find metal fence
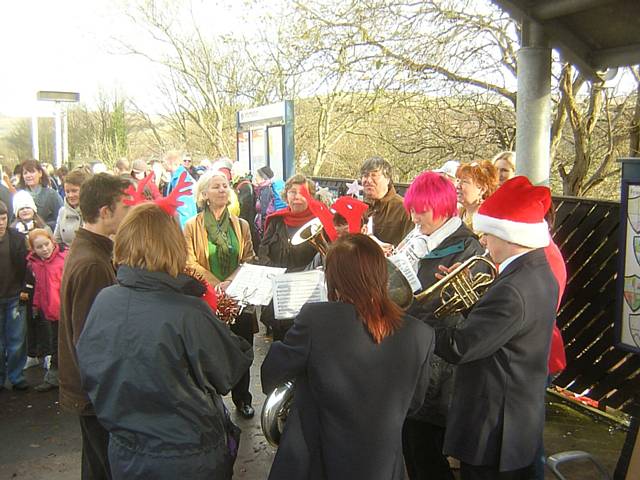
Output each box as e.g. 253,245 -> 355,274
313,177 -> 638,414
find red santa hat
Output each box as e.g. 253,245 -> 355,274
331,196 -> 369,234
473,176 -> 551,248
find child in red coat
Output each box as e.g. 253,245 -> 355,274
22,229 -> 66,391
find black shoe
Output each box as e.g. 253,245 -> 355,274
12,381 -> 29,391
238,403 -> 255,419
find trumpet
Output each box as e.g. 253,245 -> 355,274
415,255 -> 497,318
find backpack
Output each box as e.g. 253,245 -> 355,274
255,182 -> 277,237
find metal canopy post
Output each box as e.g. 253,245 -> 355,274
515,21 -> 552,186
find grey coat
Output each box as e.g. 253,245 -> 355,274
77,266 -> 253,480
27,186 -> 63,232
262,302 -> 434,480
54,199 -> 82,247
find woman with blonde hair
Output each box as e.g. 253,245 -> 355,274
492,151 -> 516,185
456,161 -> 499,232
77,203 -> 252,480
185,170 -> 257,418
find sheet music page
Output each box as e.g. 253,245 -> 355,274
388,251 -> 422,292
226,264 -> 287,306
272,270 -> 328,319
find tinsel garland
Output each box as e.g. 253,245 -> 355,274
215,291 -> 240,326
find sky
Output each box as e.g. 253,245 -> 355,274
1,0 -> 635,118
0,0 -> 254,117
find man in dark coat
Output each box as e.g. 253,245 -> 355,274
58,174 -> 131,480
360,156 -> 413,246
434,176 -> 558,480
0,200 -> 28,391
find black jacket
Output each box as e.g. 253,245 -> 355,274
435,249 -> 558,471
258,216 -> 317,272
2,228 -> 27,297
406,223 -> 485,427
77,266 -> 253,480
262,302 -> 434,480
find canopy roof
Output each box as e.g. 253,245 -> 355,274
492,0 -> 640,79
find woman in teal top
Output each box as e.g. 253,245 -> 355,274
185,170 -> 257,418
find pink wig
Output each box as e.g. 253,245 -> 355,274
404,171 -> 457,220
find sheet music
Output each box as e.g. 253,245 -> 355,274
226,264 -> 287,306
388,251 -> 422,292
272,270 -> 328,319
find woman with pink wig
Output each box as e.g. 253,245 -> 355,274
398,171 -> 486,480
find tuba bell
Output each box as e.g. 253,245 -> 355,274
261,380 -> 295,446
290,217 -> 329,256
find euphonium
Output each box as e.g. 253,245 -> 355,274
415,255 -> 497,318
261,380 -> 295,446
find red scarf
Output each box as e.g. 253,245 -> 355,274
264,207 -> 315,231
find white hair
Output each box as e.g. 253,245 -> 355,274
195,170 -> 229,209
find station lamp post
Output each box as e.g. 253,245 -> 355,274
36,90 -> 80,168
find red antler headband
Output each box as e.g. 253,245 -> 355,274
123,171 -> 193,216
299,184 -> 338,241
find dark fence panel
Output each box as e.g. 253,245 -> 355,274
313,177 -> 638,414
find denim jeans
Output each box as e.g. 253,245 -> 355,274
0,296 -> 26,386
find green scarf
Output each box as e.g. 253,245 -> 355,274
204,208 -> 233,278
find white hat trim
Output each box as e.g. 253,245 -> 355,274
473,212 -> 550,248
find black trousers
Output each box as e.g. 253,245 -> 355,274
26,306 -> 53,358
402,419 -> 455,480
460,462 -> 535,480
230,311 -> 254,407
79,415 -> 111,480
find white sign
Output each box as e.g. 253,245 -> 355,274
238,101 -> 286,125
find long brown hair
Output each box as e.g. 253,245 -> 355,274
325,234 -> 403,343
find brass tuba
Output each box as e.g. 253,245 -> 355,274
414,255 -> 497,318
261,380 -> 295,446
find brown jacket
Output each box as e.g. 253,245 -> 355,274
366,185 -> 413,246
58,228 -> 116,415
184,211 -> 256,286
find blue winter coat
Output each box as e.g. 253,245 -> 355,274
77,266 -> 253,480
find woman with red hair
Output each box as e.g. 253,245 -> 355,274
261,234 -> 434,480
456,161 -> 499,233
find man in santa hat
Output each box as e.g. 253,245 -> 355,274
434,176 -> 558,480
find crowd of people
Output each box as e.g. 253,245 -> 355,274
0,149 -> 570,480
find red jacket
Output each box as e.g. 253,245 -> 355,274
27,245 -> 67,322
544,241 -> 567,374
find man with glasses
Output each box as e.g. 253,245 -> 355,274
360,156 -> 413,246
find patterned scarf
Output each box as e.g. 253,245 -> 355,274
204,208 -> 233,278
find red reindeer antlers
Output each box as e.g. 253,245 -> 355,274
123,171 -> 193,217
157,171 -> 193,216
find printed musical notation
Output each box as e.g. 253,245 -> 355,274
388,251 -> 422,292
272,270 -> 328,319
226,264 -> 287,306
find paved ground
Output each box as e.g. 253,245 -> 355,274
0,328 -> 629,479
